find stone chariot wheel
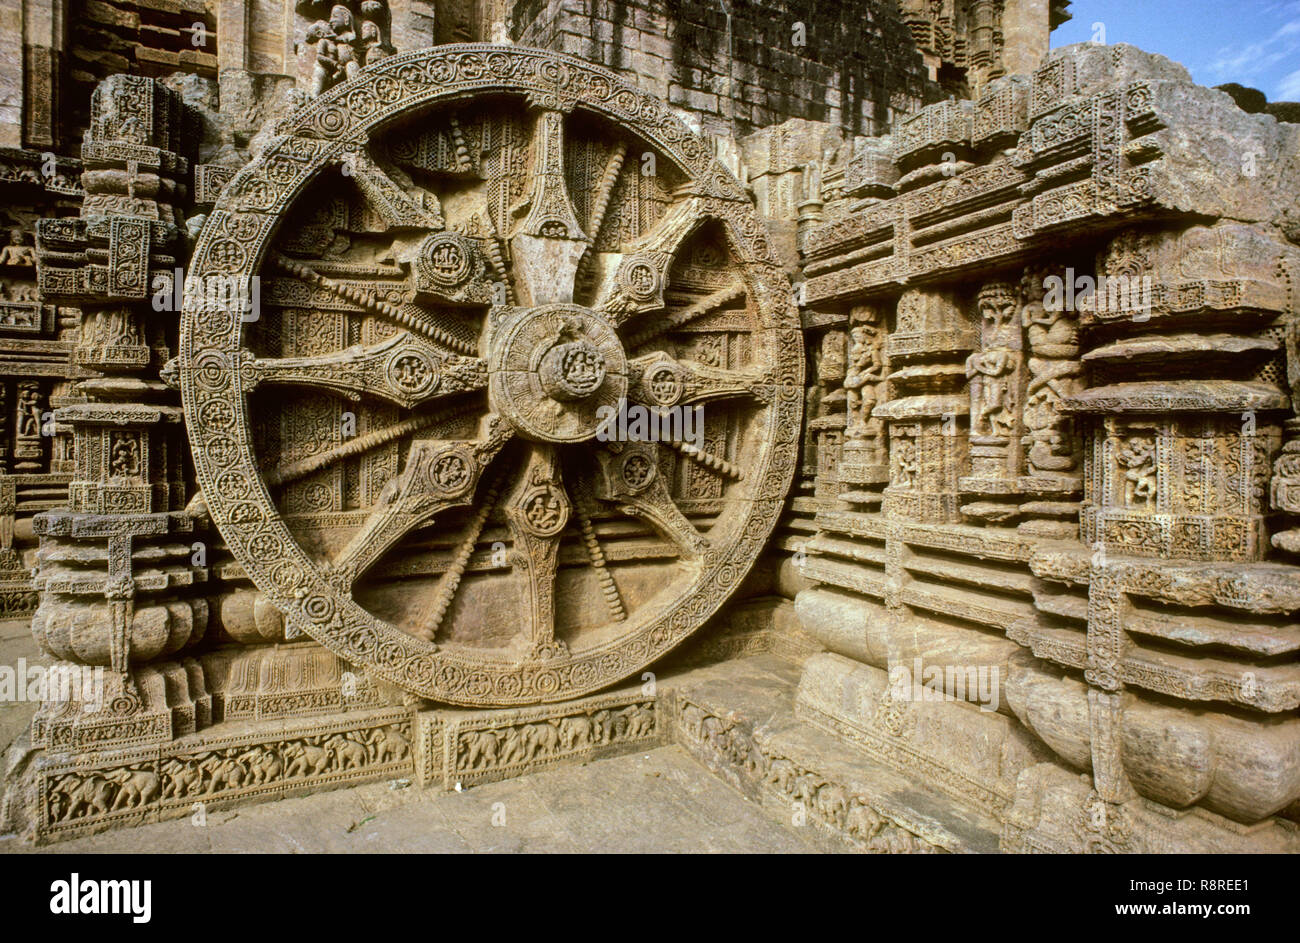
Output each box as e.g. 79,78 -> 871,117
181,44 -> 803,706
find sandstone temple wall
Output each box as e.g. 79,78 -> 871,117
791,42 -> 1300,851
1,0 -> 1299,854
510,0 -> 937,137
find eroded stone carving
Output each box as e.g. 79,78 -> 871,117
5,3 -> 1300,857
796,39 -> 1300,854
303,2 -> 395,97
180,45 -> 803,707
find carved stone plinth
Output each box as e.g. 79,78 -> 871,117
414,685 -> 663,790
3,703 -> 415,843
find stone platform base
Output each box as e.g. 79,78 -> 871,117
8,620 -> 1292,850
670,653 -> 997,852
2,706 -> 417,844
1,597 -> 815,845
2,686 -> 671,845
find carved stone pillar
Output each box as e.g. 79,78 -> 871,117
838,304 -> 890,497
878,288 -> 973,525
31,74 -> 207,749
1272,256 -> 1300,554
809,328 -> 847,502
959,280 -> 1025,524
1016,264 -> 1083,539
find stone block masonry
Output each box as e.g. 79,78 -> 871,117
512,0 -> 940,136
8,0 -> 1300,857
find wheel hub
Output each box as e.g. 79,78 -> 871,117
488,304 -> 627,443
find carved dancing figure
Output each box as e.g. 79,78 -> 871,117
1116,435 -> 1157,506
893,438 -> 919,488
110,435 -> 140,477
966,350 -> 1016,438
843,324 -> 884,438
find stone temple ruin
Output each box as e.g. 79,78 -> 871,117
0,0 -> 1298,854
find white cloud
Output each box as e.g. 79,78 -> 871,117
1208,10 -> 1300,97
1276,67 -> 1300,100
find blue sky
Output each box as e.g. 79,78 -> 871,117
1051,0 -> 1300,101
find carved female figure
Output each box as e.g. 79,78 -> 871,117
843,324 -> 884,438
306,22 -> 342,97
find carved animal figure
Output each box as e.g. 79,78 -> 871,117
239,748 -> 283,785
107,768 -> 161,811
591,709 -> 614,744
794,773 -> 820,806
497,726 -> 526,765
610,711 -> 629,740
368,727 -> 409,763
56,775 -> 116,819
767,758 -> 797,794
524,721 -> 560,759
558,714 -> 593,750
815,784 -> 848,827
160,758 -> 203,799
326,734 -> 368,770
624,704 -> 654,738
282,742 -> 331,778
200,752 -> 247,790
459,730 -> 498,770
846,800 -> 884,842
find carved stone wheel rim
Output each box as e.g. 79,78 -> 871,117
181,44 -> 803,706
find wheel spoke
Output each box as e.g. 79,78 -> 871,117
587,141 -> 628,243
340,146 -> 445,230
595,197 -> 707,325
573,140 -> 628,297
510,109 -> 588,306
243,332 -> 486,409
415,473 -> 506,646
627,350 -> 769,408
503,443 -> 570,659
665,439 -> 744,481
325,421 -> 513,590
576,504 -> 625,621
271,253 -> 479,355
594,443 -> 707,559
265,404 -> 475,489
622,280 -> 747,349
